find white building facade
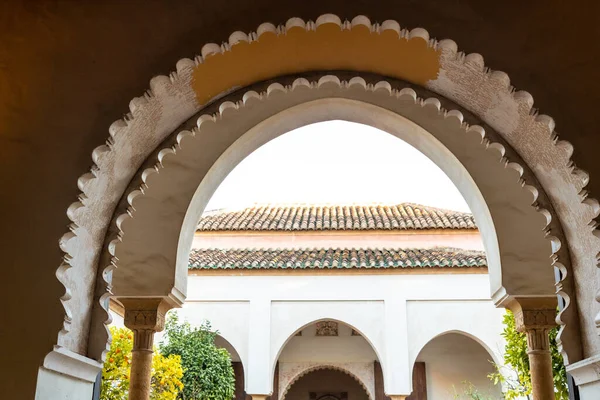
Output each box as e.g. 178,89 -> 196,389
113,203 -> 507,400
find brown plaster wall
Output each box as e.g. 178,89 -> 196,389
1,1 -> 599,398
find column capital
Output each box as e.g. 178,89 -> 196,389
506,297 -> 557,331
513,308 -> 556,332
119,298 -> 173,352
119,298 -> 172,332
506,297 -> 556,354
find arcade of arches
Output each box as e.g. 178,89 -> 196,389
106,199 -> 506,399
2,3 -> 600,400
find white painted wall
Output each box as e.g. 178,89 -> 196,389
279,331 -> 377,363
109,266 -> 505,398
169,272 -> 504,396
417,333 -> 502,399
193,230 -> 484,251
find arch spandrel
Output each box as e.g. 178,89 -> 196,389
51,15 -> 597,366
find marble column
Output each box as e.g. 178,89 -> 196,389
120,298 -> 171,400
514,307 -> 557,400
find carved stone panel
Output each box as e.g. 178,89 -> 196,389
316,321 -> 338,336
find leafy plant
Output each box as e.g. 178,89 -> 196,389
159,313 -> 235,400
488,311 -> 568,400
151,352 -> 186,400
100,326 -> 184,400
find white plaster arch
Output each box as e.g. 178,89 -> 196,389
411,329 -> 503,371
214,333 -> 243,363
270,314 -> 385,382
411,329 -> 506,398
49,15 -> 599,369
279,363 -> 374,400
212,330 -> 246,369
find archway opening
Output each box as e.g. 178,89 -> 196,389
213,335 -> 246,400
177,117 -> 512,398
414,332 -> 502,399
283,368 -> 370,400
277,320 -> 381,400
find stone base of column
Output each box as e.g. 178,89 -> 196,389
387,395 -> 408,400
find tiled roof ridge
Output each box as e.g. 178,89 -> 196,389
188,246 -> 487,270
198,203 -> 476,232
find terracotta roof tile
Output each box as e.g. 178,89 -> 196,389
197,204 -> 476,232
188,247 -> 486,270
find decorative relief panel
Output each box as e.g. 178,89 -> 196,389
316,321 -> 338,336
514,309 -> 557,331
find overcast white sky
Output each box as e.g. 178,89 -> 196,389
205,120 -> 470,213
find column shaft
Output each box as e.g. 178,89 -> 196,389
513,307 -> 557,400
128,330 -> 155,400
526,328 -> 555,400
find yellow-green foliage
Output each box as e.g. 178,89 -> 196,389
101,326 -> 184,400
151,352 -> 184,400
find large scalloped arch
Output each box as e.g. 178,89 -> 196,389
54,14 -> 599,368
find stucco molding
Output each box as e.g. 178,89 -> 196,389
278,362 -> 375,400
41,345 -> 103,383
567,354 -> 600,386
53,14 -> 598,363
